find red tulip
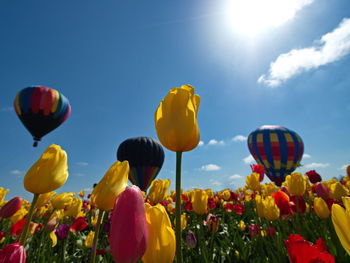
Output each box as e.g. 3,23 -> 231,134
271,191 -> 293,216
70,217 -> 88,233
248,224 -> 260,237
0,197 -> 23,218
313,182 -> 330,200
251,164 -> 265,182
306,170 -> 322,184
290,196 -> 306,213
284,234 -> 334,263
0,243 -> 26,263
10,219 -> 26,236
109,186 -> 148,263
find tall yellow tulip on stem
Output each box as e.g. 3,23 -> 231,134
155,84 -> 200,263
20,145 -> 69,245
89,161 -> 129,263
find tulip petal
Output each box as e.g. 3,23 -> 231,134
332,204 -> 350,255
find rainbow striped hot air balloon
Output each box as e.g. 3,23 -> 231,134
247,125 -> 304,186
14,86 -> 71,147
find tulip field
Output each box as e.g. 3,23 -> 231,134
1,85 -> 350,263
1,167 -> 350,262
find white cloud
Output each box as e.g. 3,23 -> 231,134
232,135 -> 247,142
303,153 -> 311,159
201,164 -> 221,171
258,18 -> 350,87
10,170 -> 22,175
303,162 -> 330,169
208,139 -> 225,146
198,141 -> 204,146
339,165 -> 348,170
209,179 -> 222,187
229,174 -> 242,180
76,162 -> 88,166
243,155 -> 255,164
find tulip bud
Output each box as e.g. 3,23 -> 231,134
0,197 -> 23,218
314,197 -> 330,219
305,170 -> 322,184
154,84 -> 200,152
55,224 -> 70,240
285,173 -> 306,196
313,183 -> 330,200
185,231 -> 197,248
204,214 -> 219,232
191,189 -> 208,215
246,173 -> 261,192
0,243 -> 26,263
24,145 -> 69,194
109,186 -> 148,263
90,161 -> 129,211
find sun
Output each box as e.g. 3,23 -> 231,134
227,0 -> 298,36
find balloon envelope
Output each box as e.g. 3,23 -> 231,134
117,137 -> 165,191
14,86 -> 71,146
248,125 -> 304,186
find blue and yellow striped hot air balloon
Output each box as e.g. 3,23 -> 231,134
247,125 -> 304,186
14,86 -> 71,147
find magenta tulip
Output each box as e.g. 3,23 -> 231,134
0,197 -> 23,218
313,182 -> 330,200
108,186 -> 148,263
0,243 -> 26,263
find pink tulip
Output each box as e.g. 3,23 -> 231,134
313,182 -> 330,200
0,197 -> 23,218
108,186 -> 148,263
0,243 -> 26,263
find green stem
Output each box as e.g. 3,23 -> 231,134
19,193 -> 39,245
175,151 -> 183,263
90,209 -> 105,263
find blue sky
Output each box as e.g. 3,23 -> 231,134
1,0 -> 349,200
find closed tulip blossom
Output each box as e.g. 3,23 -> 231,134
271,191 -> 293,216
314,197 -> 330,219
185,231 -> 197,248
148,179 -> 171,204
191,189 -> 208,215
70,217 -> 88,233
263,196 -> 280,221
0,243 -> 26,263
142,203 -> 175,263
108,186 -> 148,263
64,197 -> 82,218
332,197 -> 350,255
246,173 -> 261,192
55,224 -> 70,240
24,145 -> 69,194
154,84 -> 200,152
306,170 -> 322,184
0,197 -> 23,218
313,182 -> 330,200
51,192 -> 74,210
285,173 -> 306,196
90,161 -> 129,211
204,214 -> 219,232
250,164 -> 265,182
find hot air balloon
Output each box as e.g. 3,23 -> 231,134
247,125 -> 304,186
117,137 -> 165,191
14,86 -> 71,147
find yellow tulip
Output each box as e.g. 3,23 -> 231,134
262,196 -> 280,221
261,183 -> 276,197
246,173 -> 261,192
10,208 -> 27,224
78,190 -> 85,198
148,179 -> 171,204
332,197 -> 350,255
24,145 -> 69,194
90,161 -> 129,211
255,195 -> 265,218
85,231 -> 95,248
238,220 -> 246,231
0,187 -> 9,206
191,189 -> 208,215
313,197 -> 330,219
51,192 -> 74,210
142,203 -> 176,263
285,172 -> 306,196
36,191 -> 56,208
219,189 -> 231,201
64,197 -> 82,218
329,182 -> 349,200
154,84 -> 200,152
49,231 -> 57,247
205,189 -> 214,199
